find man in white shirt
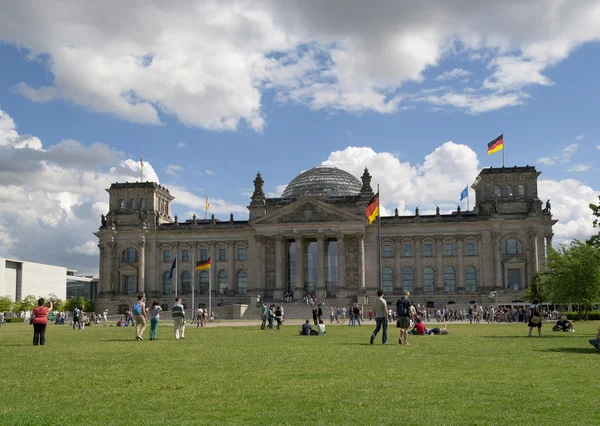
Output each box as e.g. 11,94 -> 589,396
370,289 -> 388,345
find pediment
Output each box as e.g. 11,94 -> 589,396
503,256 -> 526,265
118,264 -> 138,274
255,199 -> 362,225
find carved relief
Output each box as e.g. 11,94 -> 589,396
278,203 -> 351,224
345,235 -> 358,288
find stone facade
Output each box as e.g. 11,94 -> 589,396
95,166 -> 556,313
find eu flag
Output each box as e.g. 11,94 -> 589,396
460,186 -> 468,201
169,256 -> 177,279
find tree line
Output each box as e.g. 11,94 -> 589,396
0,294 -> 95,316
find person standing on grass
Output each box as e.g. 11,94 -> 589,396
588,325 -> 600,352
312,305 -> 318,325
149,300 -> 162,341
103,309 -> 108,326
527,298 -> 543,337
72,305 -> 81,330
31,298 -> 53,346
172,297 -> 186,340
132,295 -> 147,341
370,289 -> 388,345
275,305 -> 283,330
396,290 -> 412,346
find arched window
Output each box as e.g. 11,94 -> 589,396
501,238 -> 524,255
198,270 -> 209,295
162,271 -> 172,295
382,267 -> 393,293
402,267 -> 414,292
505,185 -> 513,196
237,270 -> 248,294
140,198 -> 146,209
130,198 -> 136,209
119,199 -> 125,209
121,247 -> 139,263
423,267 -> 434,293
181,271 -> 191,295
465,266 -> 477,292
494,186 -> 501,197
518,185 -> 525,196
444,266 -> 456,292
218,270 -> 228,295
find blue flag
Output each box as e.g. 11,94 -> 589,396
169,256 -> 177,279
460,186 -> 468,201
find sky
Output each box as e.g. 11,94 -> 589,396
0,1 -> 599,276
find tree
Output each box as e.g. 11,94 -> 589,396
21,295 -> 37,313
0,296 -> 13,313
47,293 -> 63,312
64,296 -> 86,314
525,272 -> 549,303
589,196 -> 600,247
543,240 -> 600,319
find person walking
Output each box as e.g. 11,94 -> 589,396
172,297 -> 186,340
31,298 -> 53,346
79,305 -> 86,330
396,290 -> 412,346
103,309 -> 108,326
72,305 -> 80,330
132,295 -> 147,341
149,300 -> 162,341
370,290 -> 388,345
527,298 -> 543,337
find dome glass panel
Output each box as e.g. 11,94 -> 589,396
281,165 -> 362,198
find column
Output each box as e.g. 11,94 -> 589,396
435,236 -> 444,293
537,232 -> 546,270
456,237 -> 464,293
316,235 -> 326,299
493,232 -> 502,290
295,237 -> 305,296
336,234 -> 345,298
107,240 -> 116,294
274,236 -> 284,299
394,237 -> 402,292
209,242 -> 216,296
228,242 -> 236,295
529,230 -> 539,273
414,238 -> 422,294
254,236 -> 265,296
138,237 -> 146,294
173,242 -> 179,295
191,244 -> 197,299
357,232 -> 366,290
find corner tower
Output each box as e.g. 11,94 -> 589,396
104,182 -> 174,228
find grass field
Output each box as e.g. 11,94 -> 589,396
1,320 -> 599,425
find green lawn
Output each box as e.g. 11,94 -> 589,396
1,321 -> 599,425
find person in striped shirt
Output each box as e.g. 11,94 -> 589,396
172,297 -> 186,340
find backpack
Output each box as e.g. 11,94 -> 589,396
397,297 -> 409,316
132,302 -> 142,315
73,307 -> 80,318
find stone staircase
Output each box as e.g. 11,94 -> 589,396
241,297 -> 358,320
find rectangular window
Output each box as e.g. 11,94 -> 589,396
403,244 -> 412,257
507,269 -> 521,290
445,243 -> 454,256
163,250 -> 171,262
423,244 -> 432,257
200,249 -> 208,262
466,243 -> 475,256
218,248 -> 227,261
382,245 -> 392,258
182,249 -> 189,262
237,247 -> 246,261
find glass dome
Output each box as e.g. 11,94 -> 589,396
281,165 -> 362,198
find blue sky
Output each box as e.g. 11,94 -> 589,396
0,1 -> 599,274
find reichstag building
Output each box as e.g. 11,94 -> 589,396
95,164 -> 555,312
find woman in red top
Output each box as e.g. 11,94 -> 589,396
31,298 -> 53,346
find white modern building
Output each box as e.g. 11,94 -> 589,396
0,257 -> 88,301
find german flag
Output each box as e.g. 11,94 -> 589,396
365,192 -> 379,224
195,258 -> 211,270
487,134 -> 504,155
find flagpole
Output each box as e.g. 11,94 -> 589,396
208,263 -> 212,317
192,262 -> 195,316
377,184 -> 382,290
175,257 -> 178,298
502,131 -> 505,168
467,187 -> 470,211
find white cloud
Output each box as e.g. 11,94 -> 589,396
435,68 -> 471,81
0,1 -> 599,125
536,143 -> 579,166
596,145 -> 600,151
168,186 -> 246,216
165,165 -> 184,176
267,184 -> 287,198
205,169 -> 215,176
567,164 -> 591,172
576,134 -> 585,141
176,141 -> 186,148
69,240 -> 99,256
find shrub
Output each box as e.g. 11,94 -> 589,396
4,317 -> 25,323
563,311 -> 600,321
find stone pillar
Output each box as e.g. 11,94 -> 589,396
138,237 -> 146,294
414,238 -> 422,294
209,242 -> 216,297
394,237 -> 402,292
173,243 -> 179,296
456,237 -> 464,293
493,232 -> 502,290
274,236 -> 284,300
546,233 -> 554,251
295,237 -> 305,297
357,232 -> 366,290
316,235 -> 326,299
228,242 -> 236,295
336,234 -> 345,298
537,232 -> 546,270
105,240 -> 115,294
435,236 -> 444,293
254,236 -> 265,296
529,230 -> 539,273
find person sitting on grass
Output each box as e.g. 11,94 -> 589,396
408,318 -> 427,335
552,316 -> 575,332
589,325 -> 600,352
300,319 -> 313,336
317,319 -> 326,336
